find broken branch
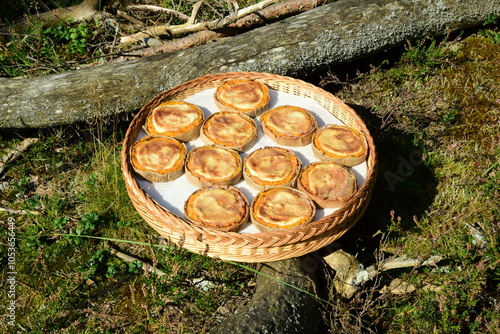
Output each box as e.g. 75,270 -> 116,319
120,0 -> 281,44
110,247 -> 166,277
188,1 -> 203,24
0,137 -> 40,176
0,205 -> 41,215
324,250 -> 444,299
116,10 -> 144,27
126,4 -> 191,22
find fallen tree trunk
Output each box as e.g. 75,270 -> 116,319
1,0 -> 499,129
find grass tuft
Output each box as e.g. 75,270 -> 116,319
320,26 -> 500,333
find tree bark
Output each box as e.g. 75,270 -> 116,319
210,258 -> 321,334
1,0 -> 499,129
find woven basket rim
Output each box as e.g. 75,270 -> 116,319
121,71 -> 378,261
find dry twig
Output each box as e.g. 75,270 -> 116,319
188,1 -> 204,24
0,137 -> 40,176
0,205 -> 41,215
110,246 -> 166,276
127,4 -> 191,22
325,250 -> 443,298
116,10 -> 144,27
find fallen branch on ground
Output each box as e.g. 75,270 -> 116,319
364,255 -> 443,276
0,137 -> 40,176
112,30 -> 225,61
324,250 -> 443,298
0,205 -> 41,215
127,4 -> 191,23
115,0 -> 327,60
109,246 -> 166,276
188,1 -> 204,24
119,0 -> 281,44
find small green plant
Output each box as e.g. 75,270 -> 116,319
76,211 -> 100,235
483,14 -> 499,26
105,261 -> 120,278
117,220 -> 132,228
78,248 -> 124,279
480,15 -> 500,43
402,37 -> 446,68
443,109 -> 457,124
85,172 -> 98,186
0,20 -> 92,77
44,21 -> 89,55
79,249 -> 108,279
13,176 -> 31,196
53,217 -> 70,230
70,211 -> 101,245
128,259 -> 143,274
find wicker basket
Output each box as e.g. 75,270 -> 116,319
121,72 -> 377,263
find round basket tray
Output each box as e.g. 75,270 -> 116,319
121,72 -> 377,263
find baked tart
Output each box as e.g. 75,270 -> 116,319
184,185 -> 249,232
185,145 -> 242,187
250,187 -> 316,233
297,161 -> 357,208
243,146 -> 301,191
130,136 -> 186,182
200,111 -> 258,152
260,105 -> 318,147
214,79 -> 270,117
312,124 -> 368,167
145,100 -> 204,141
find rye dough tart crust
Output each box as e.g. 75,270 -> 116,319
184,186 -> 249,232
145,101 -> 204,141
200,111 -> 258,152
185,145 -> 242,187
243,146 -> 301,191
312,124 -> 368,167
130,136 -> 186,183
260,105 -> 318,147
298,161 -> 357,208
251,187 -> 316,233
214,79 -> 270,117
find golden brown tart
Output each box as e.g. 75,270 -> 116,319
184,185 -> 249,232
214,79 -> 270,117
260,105 -> 318,147
297,161 -> 357,208
312,124 -> 368,166
250,187 -> 316,233
145,100 -> 204,141
130,136 -> 186,182
200,111 -> 258,152
243,146 -> 301,191
185,145 -> 242,187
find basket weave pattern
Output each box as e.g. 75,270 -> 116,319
121,72 -> 378,262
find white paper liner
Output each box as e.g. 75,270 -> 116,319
134,88 -> 368,234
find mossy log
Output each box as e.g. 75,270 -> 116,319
1,0 -> 499,129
